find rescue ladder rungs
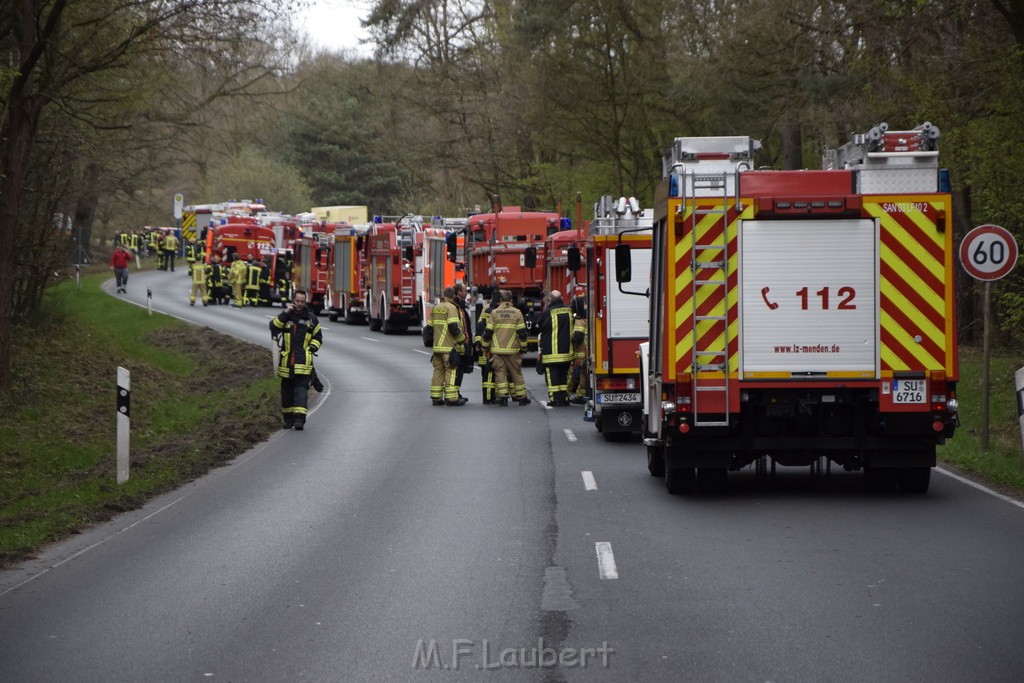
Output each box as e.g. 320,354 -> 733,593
693,208 -> 728,216
695,314 -> 727,321
696,385 -> 728,391
694,418 -> 730,427
696,365 -> 726,372
695,278 -> 727,285
694,244 -> 728,251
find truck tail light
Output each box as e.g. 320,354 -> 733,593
676,386 -> 693,413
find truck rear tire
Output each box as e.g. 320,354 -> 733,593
647,444 -> 665,477
665,466 -> 695,495
897,467 -> 931,493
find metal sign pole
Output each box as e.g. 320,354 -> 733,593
1016,367 -> 1024,459
982,281 -> 991,449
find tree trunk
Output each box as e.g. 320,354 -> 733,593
0,98 -> 38,393
73,162 -> 102,261
781,118 -> 803,170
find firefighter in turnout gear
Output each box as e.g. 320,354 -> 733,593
207,253 -> 228,304
429,286 -> 467,406
229,254 -> 247,307
475,290 -> 502,403
185,238 -> 200,274
275,253 -> 291,306
245,256 -> 262,305
482,290 -> 531,406
270,289 -> 323,430
568,294 -> 589,404
537,290 -> 574,406
258,258 -> 272,306
162,232 -> 179,271
189,259 -> 211,306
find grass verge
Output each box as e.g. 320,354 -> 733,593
0,270 -> 279,568
938,347 -> 1024,491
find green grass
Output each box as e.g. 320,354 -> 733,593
0,269 -> 279,567
938,347 -> 1024,490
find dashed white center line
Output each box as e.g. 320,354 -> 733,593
360,337 -> 380,343
412,349 -> 431,355
596,542 -> 619,579
563,428 -> 577,442
582,471 -> 597,490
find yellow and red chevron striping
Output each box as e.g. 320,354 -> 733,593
867,197 -> 953,374
670,204 -> 742,379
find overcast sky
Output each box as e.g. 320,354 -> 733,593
299,0 -> 374,56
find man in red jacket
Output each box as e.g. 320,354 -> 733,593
109,244 -> 131,293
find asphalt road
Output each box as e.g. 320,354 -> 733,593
1,268 -> 1023,681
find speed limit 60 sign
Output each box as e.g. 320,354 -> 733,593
959,224 -> 1018,281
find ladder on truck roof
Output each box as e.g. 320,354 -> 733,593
687,170 -> 732,428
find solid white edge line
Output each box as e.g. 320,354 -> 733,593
936,467 -> 1024,510
564,428 -> 577,442
582,471 -> 597,491
0,493 -> 191,598
596,542 -> 618,579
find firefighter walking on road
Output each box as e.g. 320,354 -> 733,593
537,290 -> 574,406
429,286 -> 467,406
270,289 -> 323,430
482,290 -> 531,406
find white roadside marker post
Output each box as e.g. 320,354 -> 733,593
117,367 -> 130,483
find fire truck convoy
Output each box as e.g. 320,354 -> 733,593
585,196 -> 653,441
625,124 -> 958,494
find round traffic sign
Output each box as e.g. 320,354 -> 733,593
959,224 -> 1018,281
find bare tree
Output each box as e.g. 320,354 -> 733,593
0,0 -> 295,393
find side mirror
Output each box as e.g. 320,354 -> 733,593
445,232 -> 457,261
567,246 -> 581,271
524,246 -> 537,269
615,244 -> 632,283
403,245 -> 414,262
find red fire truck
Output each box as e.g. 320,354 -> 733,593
210,221 -> 275,263
420,219 -> 466,345
544,227 -> 587,297
624,126 -> 958,494
326,224 -> 371,323
292,230 -> 334,313
366,216 -> 425,334
461,207 -> 565,350
585,196 -> 652,440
